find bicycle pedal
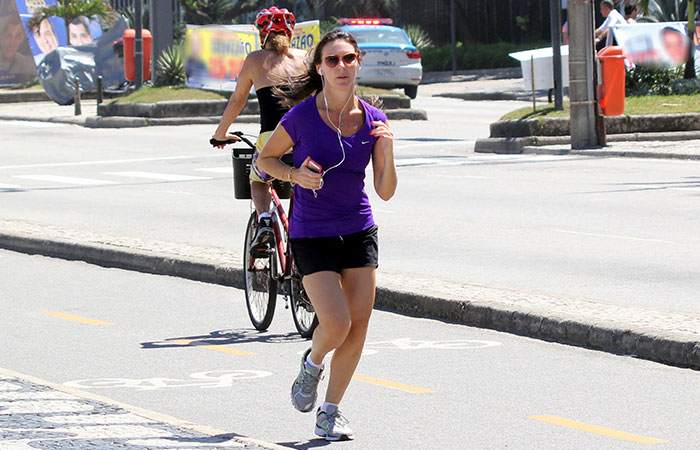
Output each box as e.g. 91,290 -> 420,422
250,246 -> 272,258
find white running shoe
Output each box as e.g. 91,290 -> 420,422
315,408 -> 354,441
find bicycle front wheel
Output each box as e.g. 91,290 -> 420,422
243,212 -> 277,331
289,264 -> 318,339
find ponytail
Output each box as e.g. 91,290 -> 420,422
266,32 -> 290,55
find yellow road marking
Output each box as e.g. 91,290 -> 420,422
529,415 -> 667,444
170,339 -> 254,356
352,374 -> 435,393
42,312 -> 113,326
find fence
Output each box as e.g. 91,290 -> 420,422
110,0 -> 181,19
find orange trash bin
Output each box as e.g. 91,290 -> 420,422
597,46 -> 626,116
123,29 -> 152,81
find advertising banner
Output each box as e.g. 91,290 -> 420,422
612,21 -> 697,68
0,0 -> 35,85
2,0 -> 124,103
14,0 -> 103,65
185,20 -> 320,91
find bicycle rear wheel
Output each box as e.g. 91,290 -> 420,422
243,212 -> 277,331
289,263 -> 318,339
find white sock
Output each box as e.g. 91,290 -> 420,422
258,212 -> 270,222
321,402 -> 338,415
305,354 -> 324,374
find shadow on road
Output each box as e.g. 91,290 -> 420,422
276,438 -> 334,449
140,328 -> 304,349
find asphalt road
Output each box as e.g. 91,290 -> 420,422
3,249 -> 700,450
1,101 -> 699,313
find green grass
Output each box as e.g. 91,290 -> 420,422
114,86 -> 228,104
114,85 -> 401,104
501,95 -> 700,120
356,86 -> 405,97
0,79 -> 41,91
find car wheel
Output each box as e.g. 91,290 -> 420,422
404,85 -> 418,99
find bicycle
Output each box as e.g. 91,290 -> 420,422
211,132 -> 318,338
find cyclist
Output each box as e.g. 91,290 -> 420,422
257,29 -> 397,441
212,6 -> 306,255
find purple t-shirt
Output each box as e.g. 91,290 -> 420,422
280,95 -> 387,239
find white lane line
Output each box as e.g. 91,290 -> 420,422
0,183 -> 21,189
195,167 -> 231,174
0,121 -> 65,128
440,174 -> 495,179
396,157 -> 471,167
103,171 -> 212,181
394,141 -> 474,149
553,229 -> 674,244
0,154 -> 220,170
13,175 -> 116,186
670,187 -> 700,192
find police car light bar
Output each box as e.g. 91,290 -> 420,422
339,18 -> 393,25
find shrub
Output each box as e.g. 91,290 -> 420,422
155,44 -> 185,87
625,65 -> 683,96
668,78 -> 700,95
404,24 -> 433,50
420,41 -> 550,72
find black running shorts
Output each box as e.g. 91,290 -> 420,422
290,225 -> 379,276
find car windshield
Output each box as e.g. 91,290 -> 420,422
350,29 -> 411,45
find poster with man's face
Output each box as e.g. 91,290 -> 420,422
12,0 -> 103,65
612,21 -> 695,68
0,0 -> 35,84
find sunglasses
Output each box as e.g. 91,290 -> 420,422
323,52 -> 359,68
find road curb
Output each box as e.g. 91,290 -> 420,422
0,90 -> 52,103
475,132 -> 700,159
2,218 -> 698,371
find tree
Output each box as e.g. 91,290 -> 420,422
27,0 -> 116,45
639,0 -> 697,78
179,0 -> 259,25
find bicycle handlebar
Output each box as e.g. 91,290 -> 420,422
210,131 -> 256,150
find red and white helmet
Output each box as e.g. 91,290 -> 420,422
255,6 -> 296,37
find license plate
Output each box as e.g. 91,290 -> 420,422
376,69 -> 396,78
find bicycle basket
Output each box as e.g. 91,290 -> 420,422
231,147 -> 293,199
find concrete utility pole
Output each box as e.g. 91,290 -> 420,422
450,0 -> 457,74
568,0 -> 598,149
134,0 -> 143,89
150,0 -> 174,82
550,0 -> 563,110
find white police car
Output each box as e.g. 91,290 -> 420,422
338,18 -> 422,99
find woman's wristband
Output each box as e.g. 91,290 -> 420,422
287,165 -> 296,186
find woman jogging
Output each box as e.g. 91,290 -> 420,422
257,29 -> 397,441
212,6 -> 306,254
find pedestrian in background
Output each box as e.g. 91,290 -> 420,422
257,29 -> 397,441
595,0 -> 626,48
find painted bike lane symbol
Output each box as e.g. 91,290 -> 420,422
362,338 -> 501,354
64,370 -> 272,391
300,338 -> 502,357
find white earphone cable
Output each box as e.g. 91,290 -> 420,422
319,73 -> 354,177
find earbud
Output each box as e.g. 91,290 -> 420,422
317,67 -> 322,76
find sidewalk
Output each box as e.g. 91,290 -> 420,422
0,367 -> 285,450
1,217 -> 699,372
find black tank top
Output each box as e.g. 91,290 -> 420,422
255,85 -> 290,133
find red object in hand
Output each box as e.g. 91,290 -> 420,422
306,159 -> 322,173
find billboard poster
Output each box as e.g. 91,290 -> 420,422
185,20 -> 320,91
13,0 -> 103,65
0,0 -> 35,85
612,21 -> 696,68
